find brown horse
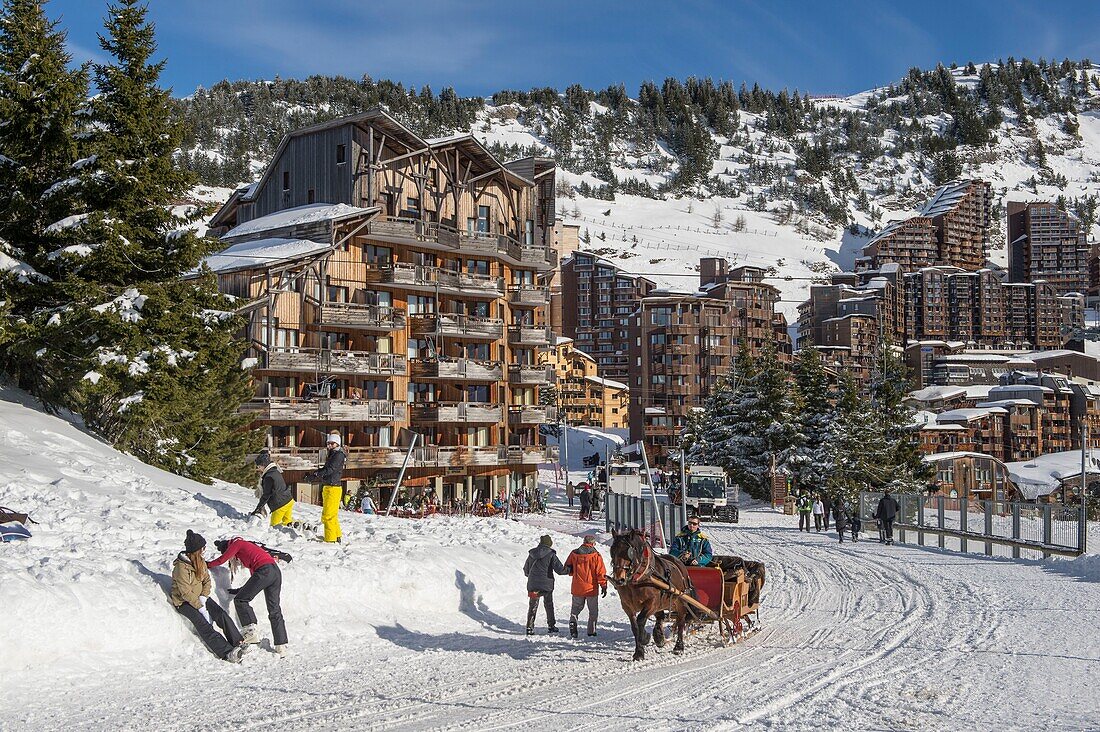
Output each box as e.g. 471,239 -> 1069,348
609,529 -> 694,661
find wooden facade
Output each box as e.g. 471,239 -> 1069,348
207,110 -> 558,506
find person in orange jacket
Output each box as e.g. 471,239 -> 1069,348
564,535 -> 607,639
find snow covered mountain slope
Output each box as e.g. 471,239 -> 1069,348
3,389 -> 1099,730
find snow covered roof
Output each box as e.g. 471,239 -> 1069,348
924,451 -> 995,462
644,407 -> 666,415
223,203 -> 376,240
585,375 -> 628,391
554,336 -> 574,346
199,237 -> 332,274
907,385 -> 967,403
1006,451 -> 1100,500
936,407 -> 1007,422
919,180 -> 977,218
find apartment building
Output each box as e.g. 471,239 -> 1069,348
559,253 -> 656,382
627,259 -> 789,462
858,179 -> 993,271
1007,201 -> 1089,296
547,220 -> 581,333
541,338 -> 629,429
204,109 -> 558,507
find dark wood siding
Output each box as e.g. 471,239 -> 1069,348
248,125 -> 354,221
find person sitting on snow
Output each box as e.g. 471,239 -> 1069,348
169,530 -> 245,663
207,537 -> 289,657
252,451 -> 294,527
669,517 -> 713,566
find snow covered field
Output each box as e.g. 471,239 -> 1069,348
2,390 -> 1100,731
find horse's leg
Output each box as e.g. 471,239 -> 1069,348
634,610 -> 649,660
653,610 -> 667,648
673,603 -> 686,654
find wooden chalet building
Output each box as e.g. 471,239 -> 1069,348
205,109 -> 558,507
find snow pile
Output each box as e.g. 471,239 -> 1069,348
545,424 -> 628,469
198,236 -> 331,274
223,203 -> 374,239
0,388 -> 584,677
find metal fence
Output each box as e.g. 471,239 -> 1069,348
605,493 -> 685,549
859,492 -> 1088,558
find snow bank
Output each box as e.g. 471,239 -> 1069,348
0,388 -> 580,675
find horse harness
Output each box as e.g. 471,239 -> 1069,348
615,534 -> 699,607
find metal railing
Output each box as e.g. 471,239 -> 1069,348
605,493 -> 685,550
858,492 -> 1087,558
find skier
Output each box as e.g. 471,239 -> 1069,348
875,490 -> 900,545
821,494 -> 832,531
303,432 -> 346,543
812,495 -> 825,532
564,535 -> 607,638
523,535 -> 568,635
832,500 -> 850,544
207,537 -> 289,656
169,530 -> 245,663
251,451 -> 294,527
796,491 -> 812,532
578,484 -> 592,520
669,517 -> 713,566
566,481 -> 575,507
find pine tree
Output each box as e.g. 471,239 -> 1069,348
869,343 -> 931,493
788,347 -> 837,493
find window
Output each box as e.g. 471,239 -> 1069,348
307,189 -> 315,204
525,219 -> 534,246
282,171 -> 290,192
408,295 -> 435,315
363,245 -> 392,265
477,205 -> 490,233
336,144 -> 346,165
404,197 -> 420,218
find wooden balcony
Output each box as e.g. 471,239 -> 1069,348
508,326 -> 553,346
410,357 -> 503,381
409,314 -> 504,340
508,405 -> 557,425
242,397 -> 406,423
369,263 -> 504,296
508,364 -> 553,385
317,302 -> 406,331
507,286 -> 550,307
266,444 -> 558,471
363,215 -> 554,269
410,402 -> 503,423
264,348 -> 407,377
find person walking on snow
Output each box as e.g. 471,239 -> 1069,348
832,500 -> 850,544
796,491 -> 812,532
564,535 -> 607,638
578,484 -> 592,520
820,494 -> 832,531
169,530 -> 245,663
523,535 -> 569,635
304,432 -> 346,543
252,451 -> 294,526
566,481 -> 575,507
812,496 -> 825,532
669,518 -> 713,566
875,490 -> 900,545
207,537 -> 289,656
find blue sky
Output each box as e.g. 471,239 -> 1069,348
50,0 -> 1100,98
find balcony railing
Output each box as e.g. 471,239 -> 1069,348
410,402 -> 503,423
508,404 -> 558,424
409,314 -> 504,339
410,357 -> 503,381
242,397 -> 406,422
508,326 -> 553,346
317,302 -> 406,331
266,444 -> 558,471
507,285 -> 551,307
363,215 -> 554,268
508,363 -> 554,385
265,348 -> 408,377
370,262 -> 504,295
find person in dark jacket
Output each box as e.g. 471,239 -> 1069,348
208,537 -> 289,656
169,530 -> 245,663
578,485 -> 592,520
523,535 -> 569,634
820,494 -> 832,531
303,433 -> 346,543
832,500 -> 849,544
252,452 -> 294,526
875,490 -> 899,545
669,518 -> 713,566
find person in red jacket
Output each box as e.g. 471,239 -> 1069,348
207,537 -> 288,656
564,535 -> 607,639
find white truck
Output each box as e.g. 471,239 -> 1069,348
606,461 -> 644,497
683,465 -> 738,522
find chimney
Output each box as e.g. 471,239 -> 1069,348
700,257 -> 729,288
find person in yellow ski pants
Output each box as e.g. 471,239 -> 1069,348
304,433 -> 346,543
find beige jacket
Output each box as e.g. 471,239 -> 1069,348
170,552 -> 211,609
